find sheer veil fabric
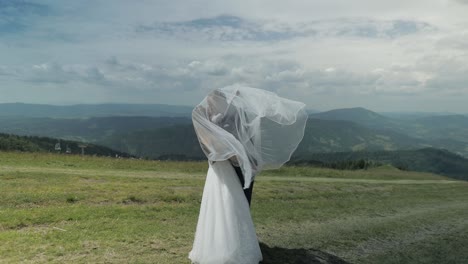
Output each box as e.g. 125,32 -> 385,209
192,85 -> 308,189
189,86 -> 308,264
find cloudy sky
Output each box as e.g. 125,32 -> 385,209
1,0 -> 468,112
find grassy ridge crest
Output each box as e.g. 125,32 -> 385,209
0,151 -> 467,263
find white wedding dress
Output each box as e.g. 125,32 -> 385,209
189,85 -> 308,264
189,160 -> 263,264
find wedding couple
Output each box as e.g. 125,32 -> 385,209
189,85 -> 308,264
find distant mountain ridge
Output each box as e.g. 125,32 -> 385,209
1,104 -> 467,159
312,107 -> 389,122
2,104 -> 468,179
0,116 -> 430,159
379,111 -> 461,120
295,118 -> 426,153
0,103 -> 193,118
309,107 -> 468,155
291,148 -> 468,181
0,133 -> 130,157
0,116 -> 192,142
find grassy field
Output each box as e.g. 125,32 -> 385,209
1,152 -> 468,263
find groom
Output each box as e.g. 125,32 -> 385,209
209,157 -> 254,206
206,89 -> 256,206
223,106 -> 256,207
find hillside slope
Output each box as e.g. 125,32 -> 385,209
310,107 -> 400,130
0,103 -> 193,118
406,115 -> 468,143
100,119 -> 429,159
101,125 -> 204,160
0,133 -> 130,157
4,115 -> 464,161
1,152 -> 467,263
293,148 -> 468,180
310,108 -> 468,155
0,116 -> 191,142
295,118 -> 427,153
1,107 -> 467,158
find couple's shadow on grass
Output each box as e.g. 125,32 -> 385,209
259,242 -> 351,264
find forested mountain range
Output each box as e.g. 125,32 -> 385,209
0,133 -> 130,157
291,148 -> 468,180
1,132 -> 467,181
310,107 -> 468,144
1,104 -> 468,179
0,116 -> 191,142
0,103 -> 192,118
1,104 -> 467,159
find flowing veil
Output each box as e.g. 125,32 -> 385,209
192,85 -> 308,188
189,85 -> 308,264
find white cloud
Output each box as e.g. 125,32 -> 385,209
454,0 -> 468,5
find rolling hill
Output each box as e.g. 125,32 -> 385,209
291,148 -> 468,180
94,118 -> 429,160
295,118 -> 427,153
1,111 -> 468,179
1,104 -> 467,160
310,107 -> 400,130
0,116 -> 192,142
101,125 -> 204,160
379,111 -> 460,120
0,103 -> 193,118
1,115 -> 467,158
99,118 -> 468,161
406,115 -> 468,142
309,107 -> 468,154
0,133 -> 130,157
2,151 -> 467,263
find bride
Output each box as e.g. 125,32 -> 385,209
189,85 -> 308,264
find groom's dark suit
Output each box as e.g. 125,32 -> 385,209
232,164 -> 254,207
215,95 -> 255,207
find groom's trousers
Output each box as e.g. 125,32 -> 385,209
232,165 -> 254,207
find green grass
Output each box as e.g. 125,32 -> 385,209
1,151 -> 468,263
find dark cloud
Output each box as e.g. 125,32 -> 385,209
0,1 -> 51,34
0,1 -> 49,16
135,15 -> 434,42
